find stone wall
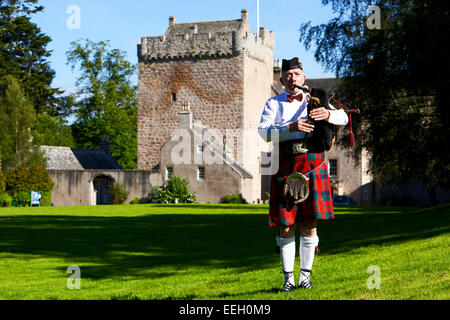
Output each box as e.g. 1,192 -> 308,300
242,29 -> 274,202
48,170 -> 152,206
138,55 -> 245,170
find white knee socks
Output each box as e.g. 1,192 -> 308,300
299,235 -> 319,284
279,235 -> 319,285
278,236 -> 296,285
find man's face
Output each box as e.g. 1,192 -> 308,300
280,68 -> 306,94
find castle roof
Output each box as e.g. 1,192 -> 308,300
41,146 -> 123,171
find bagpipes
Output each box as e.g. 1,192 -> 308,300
294,84 -> 360,149
282,85 -> 360,209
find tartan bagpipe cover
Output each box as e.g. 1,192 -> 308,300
268,152 -> 334,227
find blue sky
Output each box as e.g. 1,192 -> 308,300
32,0 -> 337,94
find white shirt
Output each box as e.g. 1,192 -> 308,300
258,91 -> 349,142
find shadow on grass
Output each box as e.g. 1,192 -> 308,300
0,205 -> 448,283
148,204 -> 265,210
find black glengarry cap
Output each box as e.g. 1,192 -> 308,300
282,57 -> 303,72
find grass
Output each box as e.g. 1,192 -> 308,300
0,203 -> 448,300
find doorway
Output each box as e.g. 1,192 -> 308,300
93,175 -> 114,205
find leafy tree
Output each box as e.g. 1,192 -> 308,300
33,113 -> 75,147
66,39 -> 137,169
0,170 -> 5,192
0,75 -> 45,171
299,0 -> 450,204
0,0 -> 62,116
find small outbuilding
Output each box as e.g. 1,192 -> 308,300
41,145 -> 152,206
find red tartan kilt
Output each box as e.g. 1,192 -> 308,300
268,152 -> 334,227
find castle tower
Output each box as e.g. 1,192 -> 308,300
137,9 -> 274,202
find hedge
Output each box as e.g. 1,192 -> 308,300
5,165 -> 54,207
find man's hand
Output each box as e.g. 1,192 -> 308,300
289,119 -> 315,133
309,107 -> 330,121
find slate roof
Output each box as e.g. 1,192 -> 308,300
41,146 -> 123,170
71,149 -> 122,170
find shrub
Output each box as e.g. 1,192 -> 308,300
40,191 -> 52,207
109,183 -> 129,204
12,191 -> 30,207
0,193 -> 12,207
130,197 -> 140,204
5,165 -> 54,206
150,186 -> 174,204
6,165 -> 53,193
151,175 -> 196,204
220,193 -> 248,204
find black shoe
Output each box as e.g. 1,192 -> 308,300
282,272 -> 296,292
298,279 -> 314,289
298,269 -> 314,289
282,281 -> 297,292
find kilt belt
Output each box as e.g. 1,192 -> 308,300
278,138 -> 307,155
268,139 -> 335,227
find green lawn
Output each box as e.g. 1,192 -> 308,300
0,203 -> 448,300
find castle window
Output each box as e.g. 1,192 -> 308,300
198,167 -> 205,180
328,159 -> 337,177
171,93 -> 177,102
166,167 -> 173,180
197,144 -> 204,153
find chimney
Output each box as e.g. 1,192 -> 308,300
179,102 -> 192,129
241,9 -> 248,23
169,16 -> 176,27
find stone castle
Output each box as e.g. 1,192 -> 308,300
137,9 -> 275,203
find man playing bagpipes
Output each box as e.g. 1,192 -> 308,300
258,57 -> 349,291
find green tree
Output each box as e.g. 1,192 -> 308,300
33,113 -> 75,147
66,39 -> 137,169
0,170 -> 5,192
0,0 -> 62,116
299,0 -> 450,204
0,75 -> 45,171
